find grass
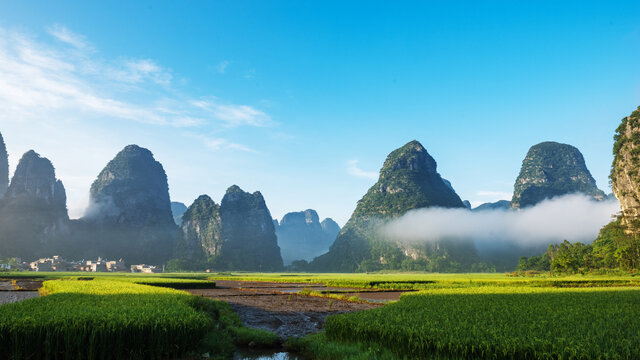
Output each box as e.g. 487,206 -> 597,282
0,277 -> 276,360
0,279 -> 211,359
322,286 -> 640,359
211,272 -> 640,359
6,271 -> 640,359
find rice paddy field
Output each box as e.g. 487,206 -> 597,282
210,272 -> 640,359
2,271 -> 640,359
0,273 -> 273,360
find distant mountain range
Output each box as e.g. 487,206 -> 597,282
0,128 -> 614,271
274,209 -> 340,265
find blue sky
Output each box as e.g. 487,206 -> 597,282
0,1 -> 638,224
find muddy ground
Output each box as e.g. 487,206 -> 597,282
187,280 -> 409,338
0,277 -> 407,339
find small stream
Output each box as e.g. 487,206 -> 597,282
234,350 -> 302,360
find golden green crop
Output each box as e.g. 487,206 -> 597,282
0,279 -> 211,359
324,286 -> 640,359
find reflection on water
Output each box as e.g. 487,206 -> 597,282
234,350 -> 301,360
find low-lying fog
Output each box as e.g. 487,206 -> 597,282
383,194 -> 620,255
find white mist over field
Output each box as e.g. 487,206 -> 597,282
383,194 -> 621,249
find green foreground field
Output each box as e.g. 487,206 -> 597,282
2,271 -> 640,359
212,272 -> 640,359
0,275 -> 276,359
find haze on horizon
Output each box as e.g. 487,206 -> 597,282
0,1 -> 638,225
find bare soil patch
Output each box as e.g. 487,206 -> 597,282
187,281 -> 383,338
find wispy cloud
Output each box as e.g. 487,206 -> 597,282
216,60 -> 230,74
184,133 -> 257,153
190,99 -> 272,127
347,160 -> 378,180
112,58 -> 172,84
47,24 -> 90,49
0,26 -> 271,131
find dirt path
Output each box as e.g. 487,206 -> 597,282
187,281 -> 384,338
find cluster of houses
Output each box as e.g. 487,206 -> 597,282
0,256 -> 161,273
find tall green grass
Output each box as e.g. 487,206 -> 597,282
323,286 -> 640,359
0,279 -> 211,359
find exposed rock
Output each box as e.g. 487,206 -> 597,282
611,106 -> 640,232
0,150 -> 68,259
171,201 -> 188,226
473,200 -> 511,211
218,185 -> 283,271
0,132 -> 8,198
171,186 -> 284,271
311,140 -> 467,272
275,209 -> 340,265
80,145 -> 176,264
511,141 -> 605,209
175,195 -> 221,260
85,145 -> 174,226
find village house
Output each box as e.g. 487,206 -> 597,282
130,264 -> 161,273
29,256 -> 72,272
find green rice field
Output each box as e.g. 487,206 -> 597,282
3,271 -> 640,359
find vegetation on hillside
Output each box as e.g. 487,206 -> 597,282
611,106 -> 640,184
516,217 -> 640,273
511,141 -> 605,208
311,140 -> 469,272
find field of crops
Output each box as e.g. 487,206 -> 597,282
322,286 -> 640,359
4,271 -> 640,359
208,272 -> 640,290
0,279 -> 214,359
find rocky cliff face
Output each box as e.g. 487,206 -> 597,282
171,186 -> 284,270
275,209 -> 340,265
611,106 -> 640,232
511,141 -> 605,209
86,145 -> 174,226
311,140 -> 467,272
0,132 -> 8,198
171,202 -> 188,226
80,145 -> 176,264
0,150 -> 68,259
218,185 -> 283,271
175,195 -> 221,260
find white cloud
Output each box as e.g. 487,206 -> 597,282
184,133 -> 257,153
47,24 -> 89,49
383,194 -> 620,247
112,59 -> 172,84
216,60 -> 230,74
347,160 -> 378,180
0,25 -> 274,218
190,99 -> 272,127
0,26 -> 271,129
